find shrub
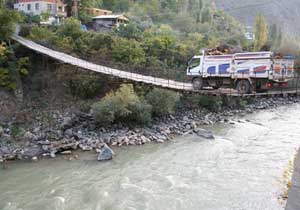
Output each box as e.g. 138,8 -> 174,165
11,126 -> 25,140
92,99 -> 115,125
146,88 -> 180,116
127,99 -> 152,125
92,84 -> 152,126
197,96 -> 223,111
69,74 -> 104,99
114,22 -> 143,40
28,26 -> 54,43
182,95 -> 223,111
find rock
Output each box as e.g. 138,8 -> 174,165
23,131 -> 36,141
193,128 -> 215,140
0,146 -> 12,156
61,117 -> 73,130
156,139 -> 164,143
32,156 -> 38,161
0,126 -> 3,137
60,150 -> 72,155
97,144 -> 114,161
64,129 -> 73,137
50,151 -> 57,158
141,136 -> 150,144
183,116 -> 189,121
20,146 -> 44,159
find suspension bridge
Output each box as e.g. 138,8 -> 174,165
12,35 -> 300,97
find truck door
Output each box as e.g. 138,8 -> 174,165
187,57 -> 202,76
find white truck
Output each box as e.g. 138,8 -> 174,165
187,50 -> 294,94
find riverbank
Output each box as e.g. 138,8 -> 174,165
1,95 -> 300,163
285,149 -> 300,210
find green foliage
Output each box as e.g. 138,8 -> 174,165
0,67 -> 10,86
254,14 -> 268,51
17,57 -> 29,76
40,12 -> 50,21
114,23 -> 143,40
112,38 -> 146,66
10,125 -> 25,139
268,24 -> 282,52
23,14 -> 41,24
0,41 -> 28,91
24,0 -> 248,82
239,99 -> 248,109
183,95 -> 223,111
92,84 -> 152,126
198,96 -> 223,111
57,18 -> 83,40
70,74 -> 103,99
127,99 -> 152,125
29,26 -> 54,42
0,8 -> 22,41
146,88 -> 180,116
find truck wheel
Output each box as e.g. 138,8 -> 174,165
236,80 -> 251,94
192,77 -> 203,90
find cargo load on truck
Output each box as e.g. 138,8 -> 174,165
187,50 -> 294,94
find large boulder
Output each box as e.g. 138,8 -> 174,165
97,144 -> 114,161
19,146 -> 44,159
193,128 -> 215,140
61,117 -> 73,130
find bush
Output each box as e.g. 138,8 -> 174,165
200,96 -> 223,111
146,88 -> 180,116
127,99 -> 152,125
69,74 -> 104,99
28,26 -> 54,43
92,99 -> 115,125
92,84 -> 152,126
182,95 -> 223,111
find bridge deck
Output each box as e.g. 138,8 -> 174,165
13,35 -> 300,97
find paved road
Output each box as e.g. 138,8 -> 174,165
285,149 -> 300,210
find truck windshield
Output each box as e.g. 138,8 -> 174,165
189,58 -> 200,69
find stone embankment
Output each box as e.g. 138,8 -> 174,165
0,96 -> 300,163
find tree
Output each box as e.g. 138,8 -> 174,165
269,23 -> 282,51
0,8 -> 21,41
112,38 -> 146,66
57,17 -> 83,40
254,14 -> 268,51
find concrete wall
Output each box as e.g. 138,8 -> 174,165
93,19 -> 116,32
14,1 -> 56,16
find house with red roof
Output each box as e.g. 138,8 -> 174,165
14,0 -> 66,23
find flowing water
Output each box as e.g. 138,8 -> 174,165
1,104 -> 300,210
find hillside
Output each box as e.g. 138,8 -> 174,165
213,0 -> 300,37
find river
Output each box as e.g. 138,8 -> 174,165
1,104 -> 300,210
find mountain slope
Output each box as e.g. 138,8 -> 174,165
213,0 -> 300,37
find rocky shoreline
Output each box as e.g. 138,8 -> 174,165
1,96 -> 300,164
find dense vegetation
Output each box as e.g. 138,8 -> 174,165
0,0 -> 298,126
21,0 -> 248,81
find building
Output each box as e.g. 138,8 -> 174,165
85,8 -> 112,17
92,14 -> 129,32
14,0 -> 67,23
